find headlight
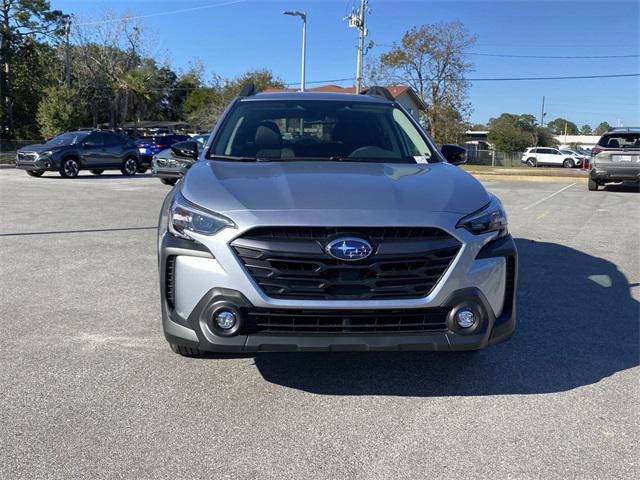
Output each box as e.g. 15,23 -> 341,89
39,150 -> 54,158
168,190 -> 236,240
457,195 -> 508,237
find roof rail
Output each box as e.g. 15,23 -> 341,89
238,83 -> 257,98
363,86 -> 395,102
607,126 -> 639,132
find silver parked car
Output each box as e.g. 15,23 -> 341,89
589,127 -> 640,190
152,134 -> 210,185
158,86 -> 517,356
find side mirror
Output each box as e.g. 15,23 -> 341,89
441,144 -> 466,165
171,140 -> 199,161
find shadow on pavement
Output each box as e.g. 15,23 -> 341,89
37,173 -> 154,180
602,182 -> 639,193
253,238 -> 639,396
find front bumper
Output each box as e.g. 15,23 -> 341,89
15,157 -> 58,171
159,225 -> 517,353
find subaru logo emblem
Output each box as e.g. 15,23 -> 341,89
326,237 -> 373,261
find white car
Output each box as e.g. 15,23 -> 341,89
521,147 -> 582,168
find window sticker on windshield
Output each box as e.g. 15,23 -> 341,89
414,156 -> 429,163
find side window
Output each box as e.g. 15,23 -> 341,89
84,133 -> 103,147
103,133 -> 123,146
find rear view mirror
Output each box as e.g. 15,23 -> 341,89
171,141 -> 199,161
441,144 -> 466,165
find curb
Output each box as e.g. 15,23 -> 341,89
470,173 -> 587,183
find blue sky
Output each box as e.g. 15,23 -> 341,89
53,0 -> 640,127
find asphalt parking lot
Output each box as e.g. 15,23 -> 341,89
0,168 -> 638,479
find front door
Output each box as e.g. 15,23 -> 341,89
81,133 -> 105,167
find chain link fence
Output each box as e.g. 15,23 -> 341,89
466,150 -> 525,168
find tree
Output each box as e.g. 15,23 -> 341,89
10,37 -> 59,138
536,127 -> 558,148
487,114 -> 535,152
184,69 -> 284,131
595,121 -> 611,135
36,85 -> 81,136
367,22 -> 475,144
487,113 -> 557,152
1,0 -> 66,136
546,117 -> 578,135
579,124 -> 593,135
73,12 -> 148,129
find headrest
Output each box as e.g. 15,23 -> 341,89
255,121 -> 282,149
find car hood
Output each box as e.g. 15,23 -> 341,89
181,160 -> 490,217
18,144 -> 70,153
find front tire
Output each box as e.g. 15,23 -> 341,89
26,170 -> 44,177
588,177 -> 599,191
169,343 -> 205,357
526,157 -> 537,167
121,157 -> 138,176
160,177 -> 177,186
59,157 -> 80,178
563,159 -> 574,168
90,169 -> 104,175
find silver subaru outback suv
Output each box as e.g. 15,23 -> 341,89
158,85 -> 517,356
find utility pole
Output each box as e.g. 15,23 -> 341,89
64,18 -> 71,88
346,0 -> 368,93
535,96 -> 546,147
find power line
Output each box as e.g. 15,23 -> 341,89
137,73 -> 639,91
372,42 -> 638,59
468,52 -> 640,59
75,0 -> 247,26
465,73 -> 639,81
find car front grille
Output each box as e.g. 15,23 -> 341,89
232,227 -> 461,300
242,307 -> 451,335
17,152 -> 37,162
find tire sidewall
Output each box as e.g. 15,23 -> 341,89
563,159 -> 574,168
60,157 -> 80,178
526,157 -> 537,167
121,157 -> 138,176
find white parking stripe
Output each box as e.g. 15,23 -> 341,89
523,183 -> 576,210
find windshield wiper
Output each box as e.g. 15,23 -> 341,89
209,155 -> 271,162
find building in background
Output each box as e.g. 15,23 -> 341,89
554,135 -> 600,150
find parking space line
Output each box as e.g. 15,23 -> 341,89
523,183 -> 576,210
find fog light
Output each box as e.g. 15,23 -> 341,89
215,310 -> 237,330
456,308 -> 476,328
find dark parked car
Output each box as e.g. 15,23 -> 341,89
589,127 -> 640,190
135,134 -> 190,171
15,130 -> 140,178
152,134 -> 210,186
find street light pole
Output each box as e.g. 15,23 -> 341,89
283,11 -> 307,92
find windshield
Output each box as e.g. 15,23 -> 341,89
209,100 -> 435,163
46,132 -> 88,146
